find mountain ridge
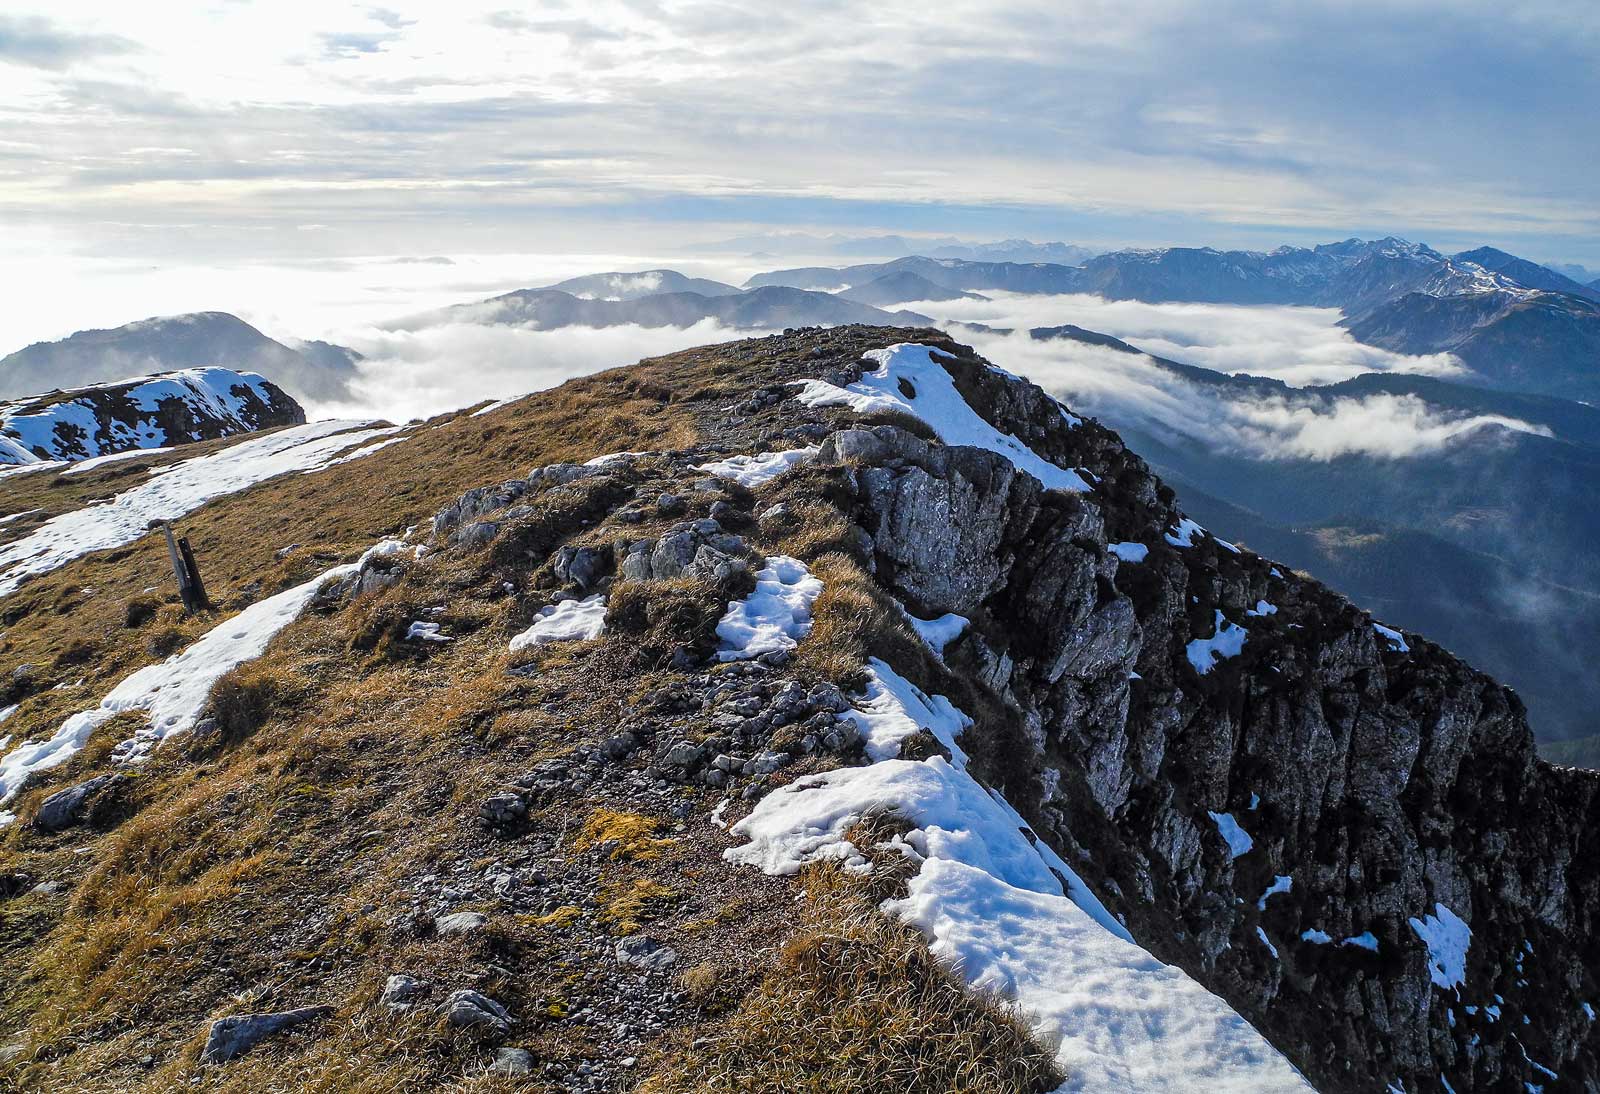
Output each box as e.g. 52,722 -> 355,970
0,313 -> 362,406
0,326 -> 1594,1092
0,368 -> 305,467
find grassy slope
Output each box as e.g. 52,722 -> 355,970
0,328 -> 1058,1092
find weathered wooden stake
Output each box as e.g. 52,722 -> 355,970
154,520 -> 206,613
178,536 -> 210,610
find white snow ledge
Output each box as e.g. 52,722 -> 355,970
724,657 -> 1308,1093
792,343 -> 1092,494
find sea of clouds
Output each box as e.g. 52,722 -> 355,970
2,252 -> 1548,459
904,293 -> 1548,462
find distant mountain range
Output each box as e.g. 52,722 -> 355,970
0,367 -> 304,466
694,232 -> 1099,265
399,283 -> 932,331
7,235 -> 1592,411
541,269 -> 743,301
751,238 -> 1600,404
0,312 -> 362,405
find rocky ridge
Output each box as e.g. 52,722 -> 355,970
0,325 -> 1594,1092
374,326 -> 1600,1090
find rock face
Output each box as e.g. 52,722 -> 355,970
810,342 -> 1600,1092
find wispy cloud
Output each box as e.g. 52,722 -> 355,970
0,14 -> 134,70
0,1 -> 1593,265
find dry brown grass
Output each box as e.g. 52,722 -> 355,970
642,866 -> 1062,1094
795,552 -> 928,690
572,808 -> 677,863
209,661 -> 303,742
603,575 -> 741,670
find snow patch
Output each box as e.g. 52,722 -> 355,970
1256,927 -> 1279,960
1247,600 -> 1278,617
1342,932 -> 1380,953
847,658 -> 971,765
904,609 -> 968,660
1188,611 -> 1249,674
1258,875 -> 1292,911
316,431 -> 409,468
715,555 -> 822,661
583,450 -> 651,466
405,621 -> 452,642
0,420 -> 394,599
509,595 -> 607,650
0,460 -> 67,480
0,555 -> 366,802
60,446 -> 176,476
693,446 -> 819,488
1410,903 -> 1471,989
1108,541 -> 1149,563
724,663 -> 1306,1093
792,343 -> 1090,493
1208,811 -> 1254,858
1165,517 -> 1206,548
1374,622 -> 1411,653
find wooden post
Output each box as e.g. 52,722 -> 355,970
154,520 -> 202,613
178,536 -> 209,610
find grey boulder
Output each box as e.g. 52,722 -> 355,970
200,1006 -> 332,1064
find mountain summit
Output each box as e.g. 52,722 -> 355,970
0,314 -> 362,406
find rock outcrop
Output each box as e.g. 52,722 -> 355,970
807,340 -> 1599,1092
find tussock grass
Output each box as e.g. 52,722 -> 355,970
643,866 -> 1062,1094
796,552 -> 927,689
573,808 -> 676,863
604,576 -> 739,669
209,661 -> 302,742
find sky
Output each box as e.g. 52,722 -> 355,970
2,0 -> 1598,291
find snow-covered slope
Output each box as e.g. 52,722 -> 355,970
0,419 -> 401,597
0,367 -> 304,467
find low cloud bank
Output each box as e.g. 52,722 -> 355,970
956,327 -> 1549,462
920,292 -> 1464,386
311,318 -> 769,423
310,290 -> 1546,462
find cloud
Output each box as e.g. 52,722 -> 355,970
0,2 -> 1596,266
917,292 -> 1466,387
319,30 -> 400,58
0,14 -> 133,69
954,322 -> 1550,462
313,317 -> 771,422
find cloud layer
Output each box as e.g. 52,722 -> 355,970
920,292 -> 1465,386
316,317 -> 768,423
1,1 -> 1596,269
968,330 -> 1548,461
